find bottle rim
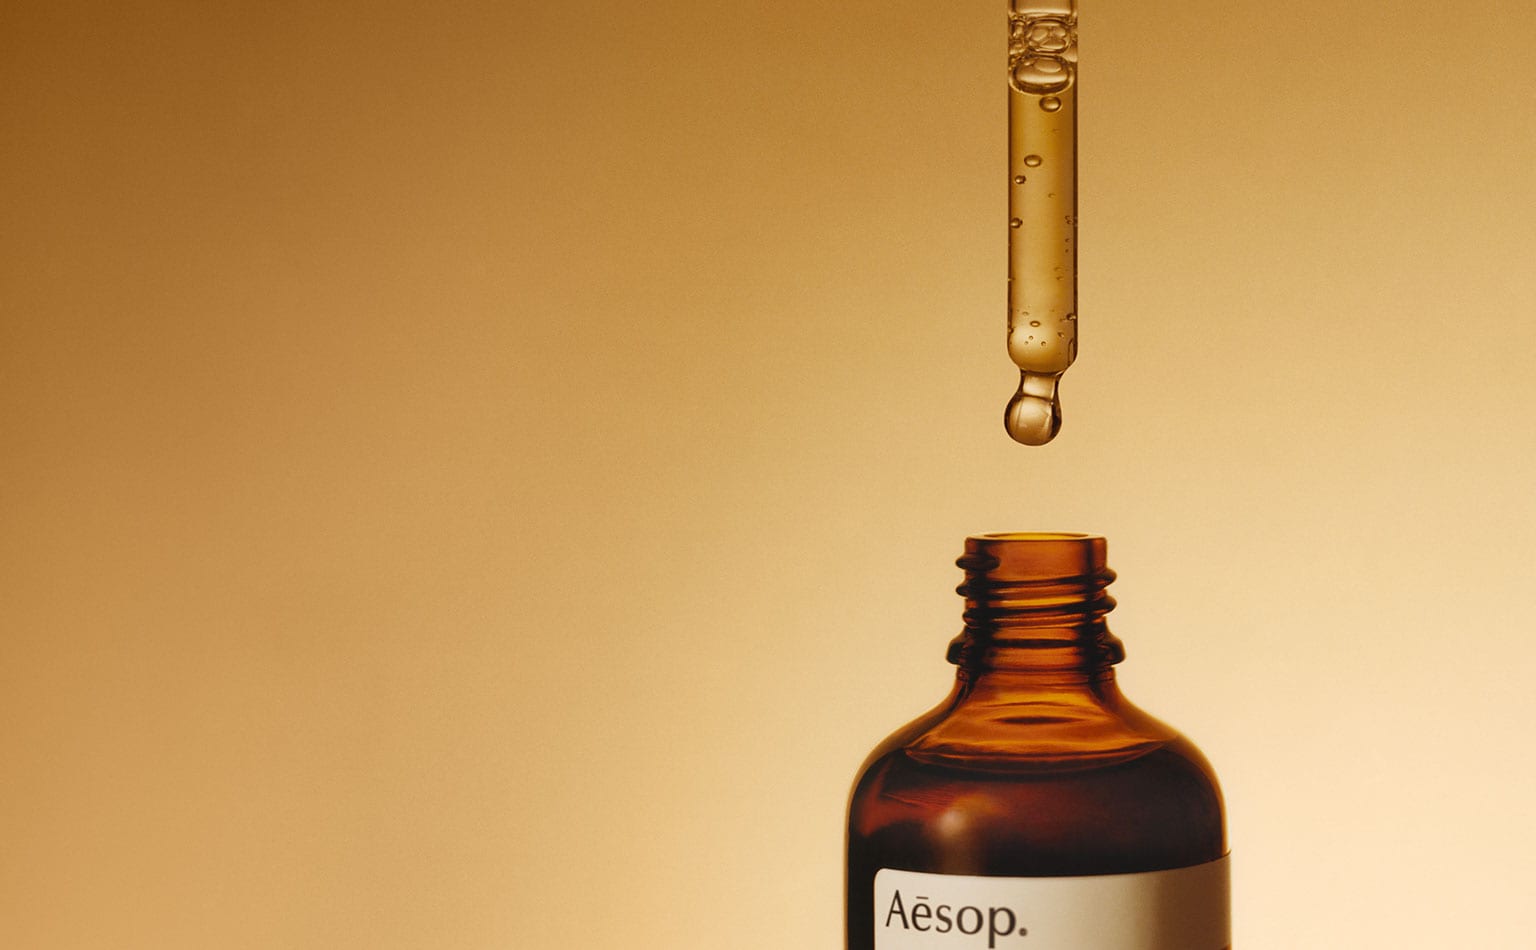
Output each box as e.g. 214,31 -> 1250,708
971,531 -> 1102,542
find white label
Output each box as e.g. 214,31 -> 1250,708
873,855 -> 1229,950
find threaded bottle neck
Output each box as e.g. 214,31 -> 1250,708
947,533 -> 1125,672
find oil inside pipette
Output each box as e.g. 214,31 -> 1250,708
1005,2 -> 1078,445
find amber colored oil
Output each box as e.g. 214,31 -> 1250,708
1005,3 -> 1080,445
845,534 -> 1226,948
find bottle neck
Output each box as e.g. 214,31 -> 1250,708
905,534 -> 1154,766
946,533 -> 1125,678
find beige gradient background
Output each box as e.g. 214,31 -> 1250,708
3,1 -> 1535,947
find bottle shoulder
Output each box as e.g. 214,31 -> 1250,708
847,707 -> 1227,876
851,707 -> 1218,788
856,676 -> 1215,775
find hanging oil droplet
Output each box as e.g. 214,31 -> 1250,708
1040,95 -> 1062,112
1013,175 -> 1027,184
1023,154 -> 1043,167
1004,370 -> 1062,446
1009,218 -> 1022,229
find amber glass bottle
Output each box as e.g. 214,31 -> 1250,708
846,533 -> 1228,949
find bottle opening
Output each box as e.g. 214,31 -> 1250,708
961,533 -> 1108,585
975,531 -> 1097,540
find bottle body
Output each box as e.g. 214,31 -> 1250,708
845,534 -> 1227,949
